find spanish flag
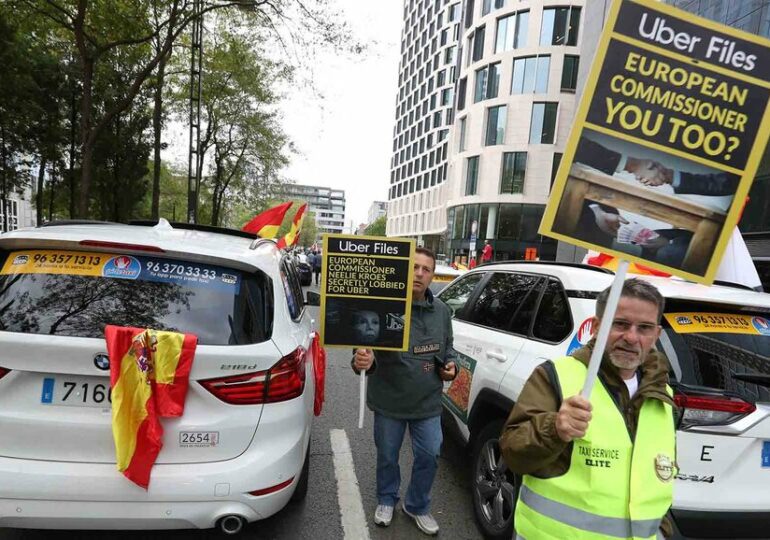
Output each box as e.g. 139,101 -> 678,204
242,202 -> 293,238
277,203 -> 307,249
106,325 -> 198,489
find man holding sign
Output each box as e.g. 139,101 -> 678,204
500,279 -> 676,539
353,247 -> 457,536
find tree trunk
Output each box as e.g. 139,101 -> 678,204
76,56 -> 95,218
36,155 -> 47,226
151,50 -> 168,220
69,89 -> 77,219
48,162 -> 56,221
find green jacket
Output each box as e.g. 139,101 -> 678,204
359,290 -> 457,419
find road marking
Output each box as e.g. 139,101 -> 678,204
330,428 -> 371,540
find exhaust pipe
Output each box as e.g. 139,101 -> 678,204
218,514 -> 246,535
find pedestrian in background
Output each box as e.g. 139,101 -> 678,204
311,249 -> 322,285
500,278 -> 676,539
352,247 -> 457,536
481,240 -> 493,264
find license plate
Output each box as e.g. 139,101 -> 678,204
179,431 -> 219,447
41,376 -> 112,408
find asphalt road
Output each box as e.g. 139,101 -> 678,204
0,285 -> 484,540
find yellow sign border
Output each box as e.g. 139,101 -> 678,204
319,233 -> 416,351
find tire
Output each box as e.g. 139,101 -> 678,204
290,440 -> 310,503
470,420 -> 518,540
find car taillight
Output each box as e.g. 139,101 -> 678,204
201,347 -> 306,405
248,477 -> 295,496
0,367 -> 9,381
674,393 -> 756,429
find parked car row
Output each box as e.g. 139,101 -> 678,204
438,261 -> 770,540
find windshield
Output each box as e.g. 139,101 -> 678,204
0,249 -> 273,345
662,302 -> 770,403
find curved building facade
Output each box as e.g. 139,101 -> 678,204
444,0 -> 585,264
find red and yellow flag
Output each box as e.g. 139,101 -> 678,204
106,325 -> 198,489
277,203 -> 307,249
242,202 -> 293,238
585,252 -> 671,277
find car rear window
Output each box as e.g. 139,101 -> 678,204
662,301 -> 770,403
0,249 -> 273,345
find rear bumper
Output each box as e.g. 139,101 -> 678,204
0,399 -> 312,530
671,509 -> 770,539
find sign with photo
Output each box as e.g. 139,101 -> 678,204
539,0 -> 770,284
442,352 -> 477,423
320,234 -> 415,351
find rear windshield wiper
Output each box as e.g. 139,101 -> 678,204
731,372 -> 770,388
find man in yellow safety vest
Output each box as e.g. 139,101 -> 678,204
500,278 -> 676,539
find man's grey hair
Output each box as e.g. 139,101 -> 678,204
595,278 -> 665,322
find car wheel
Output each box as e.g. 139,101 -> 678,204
290,440 -> 310,503
471,420 -> 518,540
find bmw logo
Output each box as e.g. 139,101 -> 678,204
94,353 -> 110,371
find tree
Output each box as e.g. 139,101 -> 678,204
365,215 -> 387,237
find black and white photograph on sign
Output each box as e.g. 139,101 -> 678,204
552,130 -> 739,276
323,297 -> 406,349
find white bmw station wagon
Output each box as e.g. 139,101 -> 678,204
0,219 -> 319,533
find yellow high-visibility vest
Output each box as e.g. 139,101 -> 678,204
514,356 -> 675,540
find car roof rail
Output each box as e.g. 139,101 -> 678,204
249,238 -> 276,250
40,219 -> 118,227
479,260 -> 615,274
128,220 -> 260,241
712,279 -> 759,291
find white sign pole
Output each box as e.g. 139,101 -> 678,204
580,259 -> 630,398
358,370 -> 366,429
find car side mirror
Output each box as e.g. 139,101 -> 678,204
306,291 -> 321,306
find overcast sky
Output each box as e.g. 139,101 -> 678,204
279,0 -> 402,228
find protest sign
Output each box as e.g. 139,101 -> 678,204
320,235 -> 415,350
540,0 -> 770,284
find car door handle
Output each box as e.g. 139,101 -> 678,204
486,351 -> 507,362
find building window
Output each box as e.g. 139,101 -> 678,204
511,55 -> 550,94
464,0 -> 475,29
485,105 -> 507,146
501,152 -> 527,194
441,88 -> 453,106
459,116 -> 467,152
561,55 -> 579,91
551,152 -> 563,191
540,6 -> 581,46
444,45 -> 456,64
495,10 -> 529,52
0,199 -> 19,232
465,156 -> 479,195
474,62 -> 500,102
457,77 -> 467,111
530,102 -> 558,143
472,25 -> 486,62
449,3 -> 460,22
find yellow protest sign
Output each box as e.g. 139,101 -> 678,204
539,0 -> 770,284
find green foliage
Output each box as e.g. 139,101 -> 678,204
365,215 -> 387,237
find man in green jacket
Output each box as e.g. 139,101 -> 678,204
500,278 -> 675,539
353,247 -> 457,536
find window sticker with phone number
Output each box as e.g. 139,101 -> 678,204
1,250 -> 240,293
664,312 -> 770,336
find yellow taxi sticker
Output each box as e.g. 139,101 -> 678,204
1,250 -> 113,277
664,312 -> 770,336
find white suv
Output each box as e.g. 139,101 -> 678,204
438,261 -> 770,540
0,219 -> 318,533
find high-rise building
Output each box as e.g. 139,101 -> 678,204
386,0 -> 463,254
277,183 -> 346,237
387,0 -> 587,263
367,201 -> 387,224
443,0 -> 584,263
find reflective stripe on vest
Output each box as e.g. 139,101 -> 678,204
519,485 -> 661,538
514,356 -> 675,540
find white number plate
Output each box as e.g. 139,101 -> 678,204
179,431 -> 220,447
41,376 -> 112,408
